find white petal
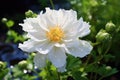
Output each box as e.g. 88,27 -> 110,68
48,47 -> 66,68
41,13 -> 56,27
34,53 -> 46,68
63,21 -> 80,40
66,40 -> 93,58
36,41 -> 54,54
43,8 -> 58,27
20,17 -> 48,33
54,43 -> 70,54
54,43 -> 65,47
77,18 -> 91,37
27,31 -> 47,41
60,10 -> 78,37
20,16 -> 50,41
19,18 -> 38,32
57,64 -> 66,72
45,8 -> 77,29
19,39 -> 51,54
19,39 -> 38,52
37,15 -> 50,31
19,19 -> 33,32
60,9 -> 77,29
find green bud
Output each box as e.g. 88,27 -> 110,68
0,61 -> 6,69
18,60 -> 28,69
81,72 -> 87,77
6,20 -> 14,28
79,67 -> 84,72
31,52 -> 36,57
25,10 -> 37,18
27,63 -> 33,70
96,29 -> 112,43
1,18 -> 7,23
105,21 -> 116,33
105,66 -> 112,70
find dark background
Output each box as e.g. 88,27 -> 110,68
0,0 -> 69,41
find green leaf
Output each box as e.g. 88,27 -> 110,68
66,54 -> 81,71
85,64 -> 118,78
0,69 -> 9,79
72,71 -> 88,80
6,30 -> 26,43
98,65 -> 118,78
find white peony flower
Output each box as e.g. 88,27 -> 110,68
19,8 -> 93,72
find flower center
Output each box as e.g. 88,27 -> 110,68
46,26 -> 64,42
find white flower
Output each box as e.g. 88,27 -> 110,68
19,8 -> 93,72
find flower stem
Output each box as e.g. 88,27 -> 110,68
84,54 -> 91,68
94,73 -> 97,80
90,72 -> 93,80
50,0 -> 55,9
57,72 -> 61,80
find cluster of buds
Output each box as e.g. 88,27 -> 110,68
96,21 -> 116,43
25,10 -> 37,18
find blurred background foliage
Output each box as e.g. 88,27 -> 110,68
0,0 -> 120,80
69,0 -> 120,67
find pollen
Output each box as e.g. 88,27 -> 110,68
46,26 -> 64,42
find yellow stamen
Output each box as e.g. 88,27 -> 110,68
46,26 -> 64,42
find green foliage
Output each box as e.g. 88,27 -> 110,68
37,0 -> 48,8
3,53 -> 37,80
0,61 -> 9,79
66,54 -> 81,71
39,61 -> 59,80
6,30 -> 26,43
1,18 -> 26,43
68,0 -> 120,79
85,64 -> 118,80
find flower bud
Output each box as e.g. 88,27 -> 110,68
18,60 -> 28,69
1,18 -> 7,23
31,52 -> 36,57
96,29 -> 112,43
105,66 -> 112,70
6,20 -> 14,28
25,10 -> 37,18
0,61 -> 6,69
79,67 -> 84,72
81,72 -> 87,77
105,21 -> 116,33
